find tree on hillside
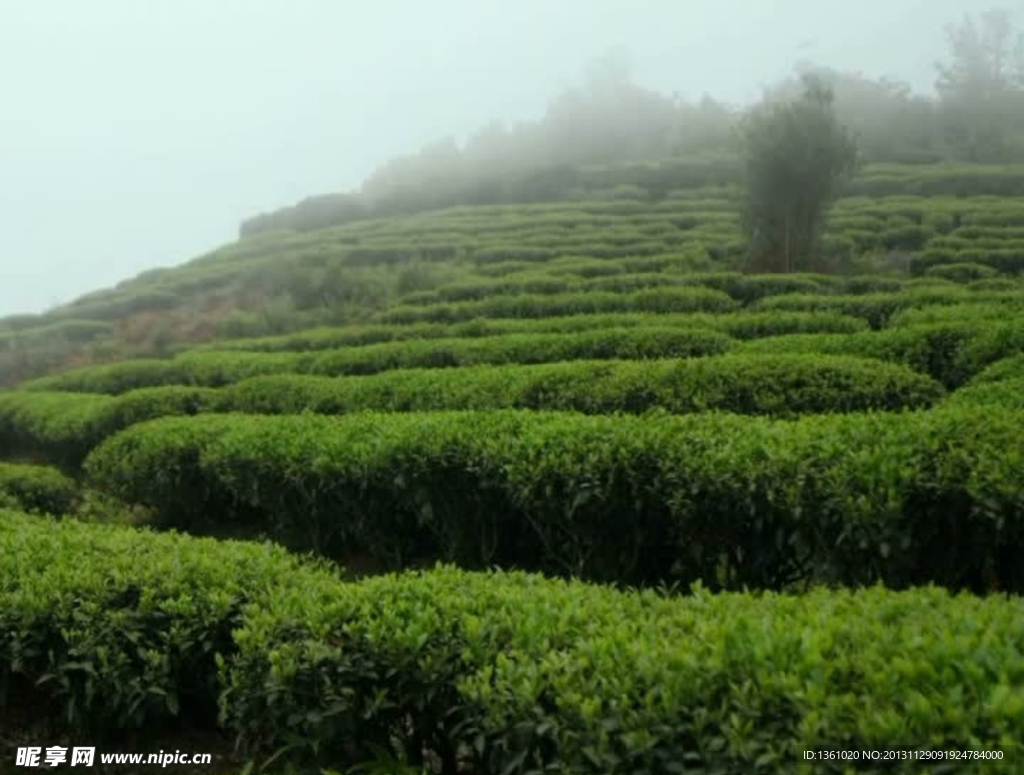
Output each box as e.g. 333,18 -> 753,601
765,62 -> 940,163
740,74 -> 858,273
936,8 -> 1024,161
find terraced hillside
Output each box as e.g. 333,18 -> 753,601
3,163 -> 1024,773
5,160 -> 1024,386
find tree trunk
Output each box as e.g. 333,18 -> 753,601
784,211 -> 792,273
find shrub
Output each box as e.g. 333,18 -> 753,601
887,302 -> 1024,327
0,355 -> 940,469
86,405 -> 1024,592
924,262 -> 1000,282
0,391 -> 116,469
208,310 -> 868,353
224,569 -> 1024,773
753,287 -> 1006,328
969,354 -> 1024,384
5,515 -> 1022,773
378,286 -> 737,324
302,328 -> 733,376
739,320 -> 1024,387
911,248 -> 1024,276
0,463 -> 78,514
945,379 -> 1024,409
0,387 -> 217,468
223,354 -> 942,418
20,328 -> 734,394
0,511 -> 326,739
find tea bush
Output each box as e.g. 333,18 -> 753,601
3,512 -> 1022,773
224,568 -> 1024,774
0,511 -> 327,738
21,327 -> 733,395
0,462 -> 78,514
86,406 -> 1024,591
0,355 -> 941,469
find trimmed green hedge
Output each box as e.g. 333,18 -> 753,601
753,288 -> 1021,329
4,513 -> 1022,773
887,301 -> 1024,327
0,391 -> 116,469
301,327 -> 732,376
19,354 -> 296,395
224,568 -> 1024,774
223,354 -> 943,417
0,510 -> 324,739
739,319 -> 1024,387
0,462 -> 78,514
206,310 -> 869,353
0,387 -> 216,469
911,248 -> 1024,276
408,270 -> 917,307
86,406 -> 1024,591
946,379 -> 1024,409
970,354 -> 1024,384
21,327 -> 734,395
0,355 -> 942,469
924,261 -> 1000,282
377,286 -> 738,324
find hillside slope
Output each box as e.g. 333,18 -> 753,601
4,159 -> 1024,388
2,159 -> 1024,772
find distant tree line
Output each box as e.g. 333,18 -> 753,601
240,8 -> 1024,239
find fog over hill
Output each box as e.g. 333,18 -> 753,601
0,0 -> 1011,315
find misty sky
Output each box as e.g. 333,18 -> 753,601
0,0 -> 994,316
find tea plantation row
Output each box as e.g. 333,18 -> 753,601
203,309 -> 870,353
2,511 -> 1021,774
13,312 -> 1024,411
8,178 -> 1024,365
81,405 -> 1024,591
0,353 -> 946,468
0,462 -> 77,514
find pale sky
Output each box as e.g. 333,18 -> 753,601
0,0 -> 988,316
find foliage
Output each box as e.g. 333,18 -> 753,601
379,286 -> 738,324
4,31 -> 1024,771
85,405 -> 1024,592
224,568 -> 1024,774
924,261 -> 1000,283
4,513 -> 1022,772
0,511 -> 327,739
219,354 -> 943,418
753,287 -> 1022,329
738,317 -> 1024,388
203,309 -> 869,353
1,352 -> 942,472
935,8 -> 1024,162
20,327 -> 734,395
0,387 -> 216,469
0,462 -> 78,515
945,378 -> 1024,409
740,74 -> 859,272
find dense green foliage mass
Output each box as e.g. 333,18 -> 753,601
0,462 -> 78,514
2,183 -> 1024,771
4,28 -> 1024,765
0,387 -> 211,469
0,354 -> 942,471
18,326 -> 735,394
2,512 -> 1021,774
6,170 -> 1024,386
84,405 -> 1023,591
201,309 -> 870,352
0,511 -> 322,738
740,75 -> 859,272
